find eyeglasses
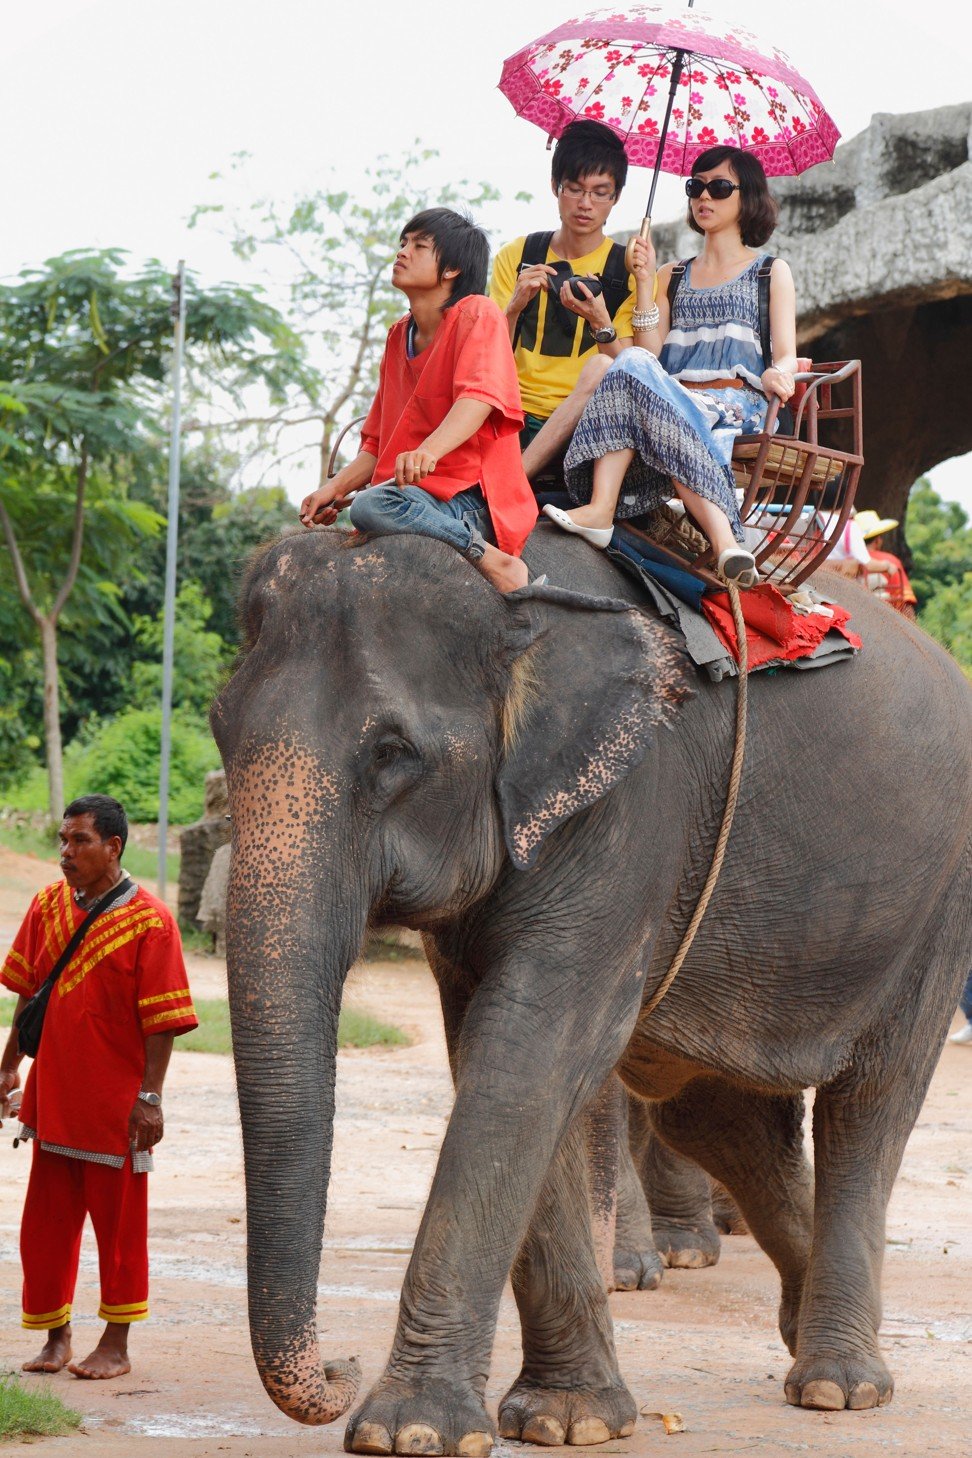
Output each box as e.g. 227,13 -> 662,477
559,182 -> 617,203
685,176 -> 741,200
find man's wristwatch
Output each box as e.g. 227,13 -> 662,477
137,1091 -> 162,1107
592,325 -> 617,344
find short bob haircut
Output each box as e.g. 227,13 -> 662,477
400,208 -> 489,309
63,793 -> 129,852
687,146 -> 779,248
552,119 -> 628,196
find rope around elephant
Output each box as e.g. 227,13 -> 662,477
644,582 -> 749,1016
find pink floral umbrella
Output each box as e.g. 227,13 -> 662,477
499,1 -> 840,234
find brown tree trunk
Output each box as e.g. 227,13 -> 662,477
38,616 -> 65,822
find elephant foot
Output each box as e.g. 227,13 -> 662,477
344,1376 -> 493,1456
710,1183 -> 749,1235
498,1375 -> 637,1446
651,1219 -> 720,1269
784,1352 -> 894,1411
613,1242 -> 664,1291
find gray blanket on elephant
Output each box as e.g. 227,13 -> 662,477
605,537 -> 859,684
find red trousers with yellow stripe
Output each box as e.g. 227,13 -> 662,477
21,1143 -> 148,1330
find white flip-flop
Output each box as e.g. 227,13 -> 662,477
542,503 -> 614,549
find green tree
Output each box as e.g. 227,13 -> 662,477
919,573 -> 972,673
191,146 -> 502,486
0,248 -> 305,819
904,477 -> 972,610
131,579 -> 233,716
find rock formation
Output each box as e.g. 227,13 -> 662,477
178,770 -> 230,929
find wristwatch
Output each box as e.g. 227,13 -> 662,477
137,1091 -> 162,1107
593,325 -> 617,344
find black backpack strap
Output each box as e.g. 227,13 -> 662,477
667,258 -> 690,312
599,240 -> 632,325
520,231 -> 554,268
512,231 -> 556,349
757,255 -> 774,367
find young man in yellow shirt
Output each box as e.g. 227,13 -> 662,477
490,120 -> 636,485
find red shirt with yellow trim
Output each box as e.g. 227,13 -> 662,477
1,880 -> 197,1157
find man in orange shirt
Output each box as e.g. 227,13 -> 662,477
299,208 -> 537,592
0,795 -> 197,1381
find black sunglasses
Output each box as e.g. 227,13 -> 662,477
685,176 -> 741,200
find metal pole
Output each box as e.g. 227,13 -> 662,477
157,260 -> 187,899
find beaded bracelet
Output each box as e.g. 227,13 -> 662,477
632,304 -> 660,331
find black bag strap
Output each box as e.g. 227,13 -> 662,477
667,258 -> 690,309
600,240 -> 632,324
668,255 -> 774,365
512,232 -> 555,349
756,254 -> 774,367
31,877 -> 134,999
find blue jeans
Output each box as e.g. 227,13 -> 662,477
348,483 -> 491,561
960,968 -> 972,1022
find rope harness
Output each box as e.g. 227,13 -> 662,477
643,583 -> 749,1016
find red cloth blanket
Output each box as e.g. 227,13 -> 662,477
702,582 -> 862,669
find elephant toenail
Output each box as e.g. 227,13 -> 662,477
522,1416 -> 566,1445
618,1419 -> 636,1437
456,1433 -> 493,1457
800,1380 -> 846,1410
348,1421 -> 394,1454
784,1384 -> 801,1406
394,1423 -> 444,1454
567,1417 -> 612,1444
847,1382 -> 880,1409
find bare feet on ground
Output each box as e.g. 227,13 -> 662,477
67,1326 -> 131,1380
23,1325 -> 72,1373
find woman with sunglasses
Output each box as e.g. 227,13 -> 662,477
543,145 -> 797,587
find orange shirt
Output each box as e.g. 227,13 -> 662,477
360,294 -> 537,556
867,547 -> 917,611
1,882 -> 197,1156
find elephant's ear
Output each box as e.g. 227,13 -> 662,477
496,583 -> 694,871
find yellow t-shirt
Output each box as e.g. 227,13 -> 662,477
489,235 -> 636,420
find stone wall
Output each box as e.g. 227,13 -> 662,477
178,770 -> 230,929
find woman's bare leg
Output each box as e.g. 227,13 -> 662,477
674,482 -> 757,585
672,482 -> 737,557
564,450 -> 636,529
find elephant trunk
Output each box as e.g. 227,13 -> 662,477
224,747 -> 366,1424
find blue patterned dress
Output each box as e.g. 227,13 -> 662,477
564,253 -> 777,542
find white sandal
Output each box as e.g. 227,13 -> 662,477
542,503 -> 614,550
717,548 -> 759,589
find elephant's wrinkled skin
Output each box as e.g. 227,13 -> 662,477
212,525 -> 971,1454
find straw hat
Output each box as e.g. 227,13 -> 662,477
855,509 -> 899,540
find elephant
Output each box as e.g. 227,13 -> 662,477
211,523 -> 971,1456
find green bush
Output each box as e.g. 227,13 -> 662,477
6,708 -> 219,823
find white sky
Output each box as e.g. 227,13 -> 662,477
1,0 -> 969,515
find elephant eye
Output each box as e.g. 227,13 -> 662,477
372,735 -> 414,769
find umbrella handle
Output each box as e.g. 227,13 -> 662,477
624,217 -> 652,275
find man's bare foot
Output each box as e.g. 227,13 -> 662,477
477,545 -> 529,594
67,1325 -> 131,1380
23,1325 -> 72,1373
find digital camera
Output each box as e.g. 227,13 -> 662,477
520,258 -> 603,300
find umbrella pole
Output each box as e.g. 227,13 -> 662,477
626,47 -> 689,270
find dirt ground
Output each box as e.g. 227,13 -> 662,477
0,844 -> 969,1458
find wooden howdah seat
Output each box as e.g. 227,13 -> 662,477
328,358 -> 863,594
622,359 -> 864,592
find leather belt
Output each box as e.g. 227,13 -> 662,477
681,376 -> 752,392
